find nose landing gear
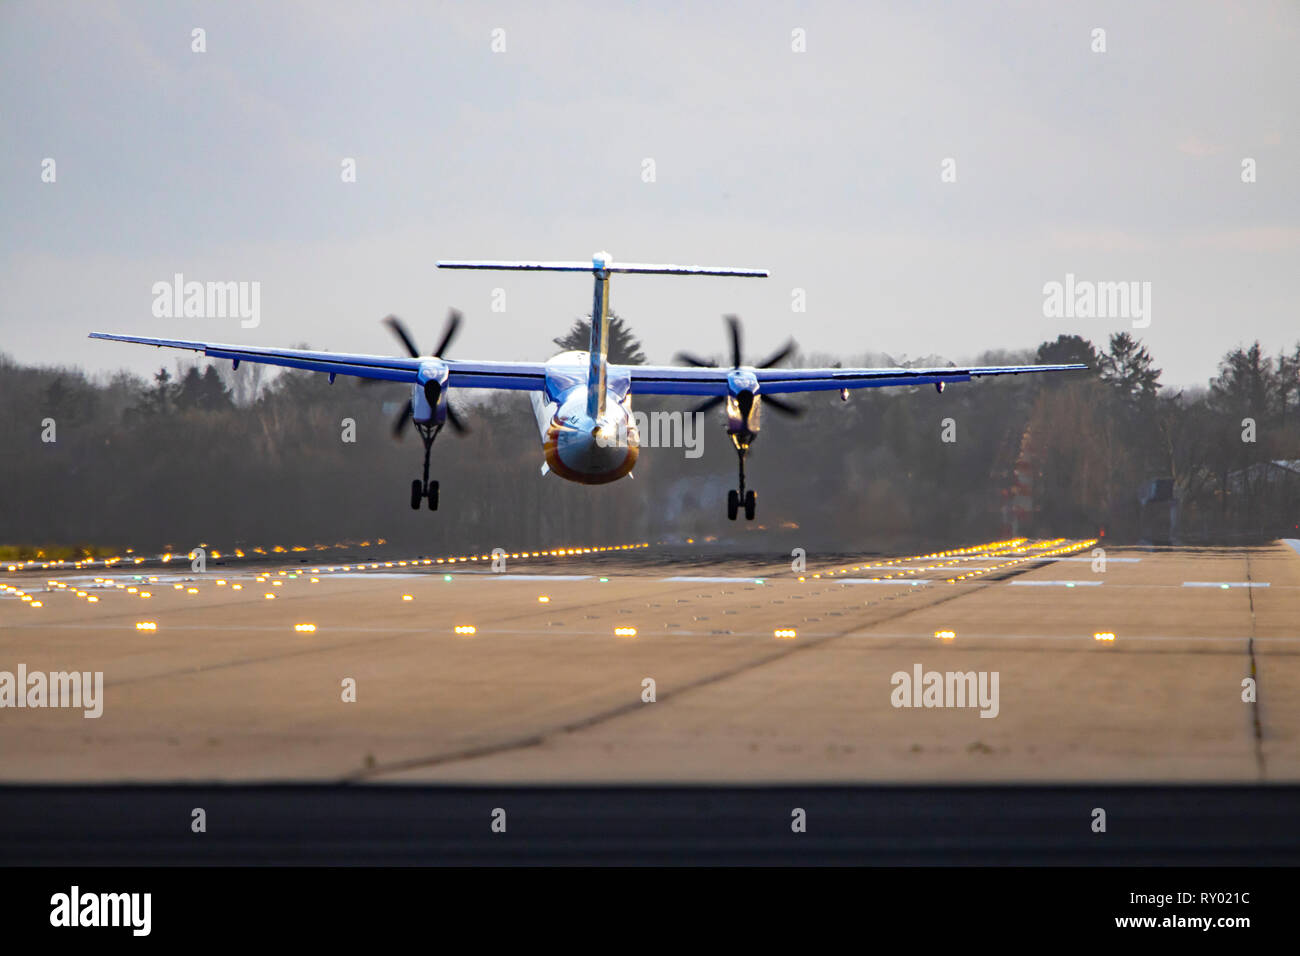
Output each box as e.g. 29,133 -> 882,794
727,443 -> 757,520
408,422 -> 442,511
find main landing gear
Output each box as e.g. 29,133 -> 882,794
727,444 -> 757,521
409,422 -> 441,511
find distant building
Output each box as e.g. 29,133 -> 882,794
1138,477 -> 1177,544
1220,460 -> 1300,539
1225,459 -> 1300,495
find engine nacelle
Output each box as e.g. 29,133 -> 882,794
413,359 -> 450,423
725,368 -> 761,437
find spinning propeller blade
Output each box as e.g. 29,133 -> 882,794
382,315 -> 421,358
378,312 -> 471,434
682,315 -> 804,416
391,401 -> 413,439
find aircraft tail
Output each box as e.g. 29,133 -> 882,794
588,254 -> 612,419
437,253 -> 768,420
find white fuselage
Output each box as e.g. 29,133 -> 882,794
528,351 -> 639,484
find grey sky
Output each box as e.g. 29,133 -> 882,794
2,0 -> 1296,387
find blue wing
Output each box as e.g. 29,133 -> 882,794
624,363 -> 1088,396
90,332 -> 1084,396
89,333 -> 548,391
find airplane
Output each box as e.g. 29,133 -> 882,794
91,252 -> 1087,520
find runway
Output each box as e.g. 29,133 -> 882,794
2,537 -> 1297,783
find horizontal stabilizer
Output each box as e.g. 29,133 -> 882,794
438,258 -> 767,278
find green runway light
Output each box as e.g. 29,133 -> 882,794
754,579 -> 764,584
443,574 -> 453,582
599,577 -> 609,583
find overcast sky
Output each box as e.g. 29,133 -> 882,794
2,0 -> 1296,387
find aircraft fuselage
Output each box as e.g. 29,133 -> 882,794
528,350 -> 639,484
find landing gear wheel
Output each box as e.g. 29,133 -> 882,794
727,489 -> 739,521
413,421 -> 444,515
744,489 -> 756,520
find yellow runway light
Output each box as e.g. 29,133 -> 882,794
135,621 -> 157,631
935,630 -> 956,640
454,625 -> 477,635
774,628 -> 797,639
1094,631 -> 1116,642
614,626 -> 638,637
538,595 -> 550,603
294,623 -> 317,633
402,594 -> 414,601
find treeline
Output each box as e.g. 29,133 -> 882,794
1026,335 -> 1300,542
1,325 -> 1297,555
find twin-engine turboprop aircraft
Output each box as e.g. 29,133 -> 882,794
92,252 -> 1085,519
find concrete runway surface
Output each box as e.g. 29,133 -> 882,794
2,537 -> 1296,783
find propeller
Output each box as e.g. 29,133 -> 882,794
377,310 -> 470,438
382,309 -> 461,361
391,400 -> 413,438
675,315 -> 802,417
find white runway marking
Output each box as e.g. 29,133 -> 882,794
1045,557 -> 1141,563
832,579 -> 930,585
661,576 -> 767,583
291,572 -> 428,580
488,574 -> 594,581
1182,581 -> 1270,588
1008,580 -> 1103,587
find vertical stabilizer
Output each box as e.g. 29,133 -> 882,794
587,251 -> 612,420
